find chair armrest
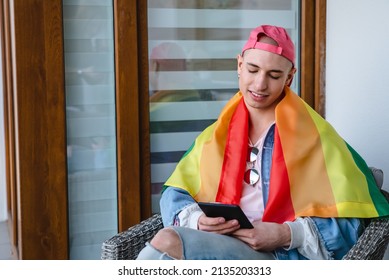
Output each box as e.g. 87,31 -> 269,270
342,218 -> 389,259
101,213 -> 163,260
343,189 -> 389,260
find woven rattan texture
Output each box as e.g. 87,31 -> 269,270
343,217 -> 389,260
101,214 -> 163,260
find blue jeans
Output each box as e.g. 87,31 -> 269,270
137,227 -> 275,260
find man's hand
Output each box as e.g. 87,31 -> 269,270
198,214 -> 241,235
232,221 -> 291,251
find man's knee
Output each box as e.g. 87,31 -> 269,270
150,228 -> 183,259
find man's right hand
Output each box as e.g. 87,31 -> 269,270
197,214 -> 241,235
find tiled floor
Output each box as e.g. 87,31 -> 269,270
0,220 -> 388,260
0,220 -> 15,260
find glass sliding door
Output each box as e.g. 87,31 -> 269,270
63,0 -> 117,259
147,0 -> 300,213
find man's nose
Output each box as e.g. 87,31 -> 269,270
253,72 -> 267,91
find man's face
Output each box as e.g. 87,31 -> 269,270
237,48 -> 295,113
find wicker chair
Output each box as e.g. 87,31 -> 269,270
101,168 -> 389,260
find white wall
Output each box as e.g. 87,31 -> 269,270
0,37 -> 7,221
326,0 -> 389,191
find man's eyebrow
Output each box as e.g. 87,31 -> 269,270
246,62 -> 284,73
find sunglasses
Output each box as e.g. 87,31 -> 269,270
244,147 -> 260,186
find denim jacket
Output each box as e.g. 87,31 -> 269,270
160,124 -> 364,260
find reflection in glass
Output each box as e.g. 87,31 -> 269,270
147,0 -> 300,213
63,0 -> 117,259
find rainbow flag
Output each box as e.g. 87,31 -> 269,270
164,87 -> 389,223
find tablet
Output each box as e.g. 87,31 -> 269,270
198,202 -> 254,229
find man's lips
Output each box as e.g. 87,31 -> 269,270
249,90 -> 269,99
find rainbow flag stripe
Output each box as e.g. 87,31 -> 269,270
164,87 -> 389,222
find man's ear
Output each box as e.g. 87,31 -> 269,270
286,67 -> 297,86
237,54 -> 243,75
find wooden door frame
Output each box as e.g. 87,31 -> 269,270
1,0 -> 17,257
1,0 -> 68,259
301,0 -> 327,117
114,0 -> 144,231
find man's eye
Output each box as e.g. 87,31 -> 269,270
248,69 -> 257,73
269,74 -> 281,80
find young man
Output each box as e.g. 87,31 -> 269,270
137,25 -> 389,260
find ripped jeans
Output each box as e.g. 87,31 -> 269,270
136,226 -> 275,260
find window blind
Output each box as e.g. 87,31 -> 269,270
148,0 -> 300,212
